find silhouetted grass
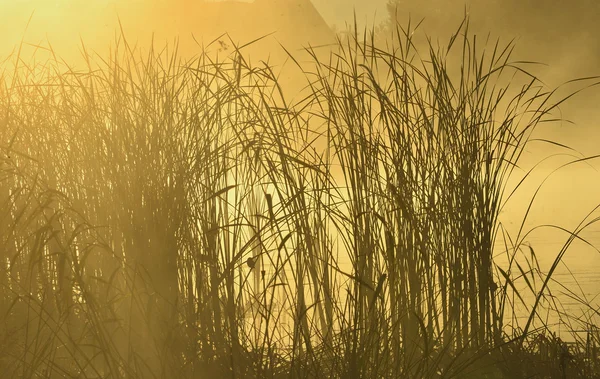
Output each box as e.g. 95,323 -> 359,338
0,18 -> 599,378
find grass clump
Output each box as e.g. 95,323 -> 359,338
0,18 -> 599,378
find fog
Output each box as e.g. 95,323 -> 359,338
2,1 -> 598,143
2,0 -> 599,326
1,1 -> 599,377
2,0 -> 599,322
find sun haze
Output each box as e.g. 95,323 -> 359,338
1,2 -> 600,378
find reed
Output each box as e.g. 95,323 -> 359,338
0,17 -> 598,378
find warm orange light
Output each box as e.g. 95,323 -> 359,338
0,1 -> 336,67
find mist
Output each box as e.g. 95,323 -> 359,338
1,1 -> 599,378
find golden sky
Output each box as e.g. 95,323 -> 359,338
0,1 -> 597,150
0,0 -> 599,231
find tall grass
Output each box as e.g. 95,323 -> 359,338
0,19 -> 599,378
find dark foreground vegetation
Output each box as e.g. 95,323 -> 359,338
0,19 -> 599,378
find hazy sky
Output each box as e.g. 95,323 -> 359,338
311,0 -> 388,28
0,0 -> 598,256
0,1 -> 598,171
0,0 -> 597,156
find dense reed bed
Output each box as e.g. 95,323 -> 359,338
0,20 -> 599,378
